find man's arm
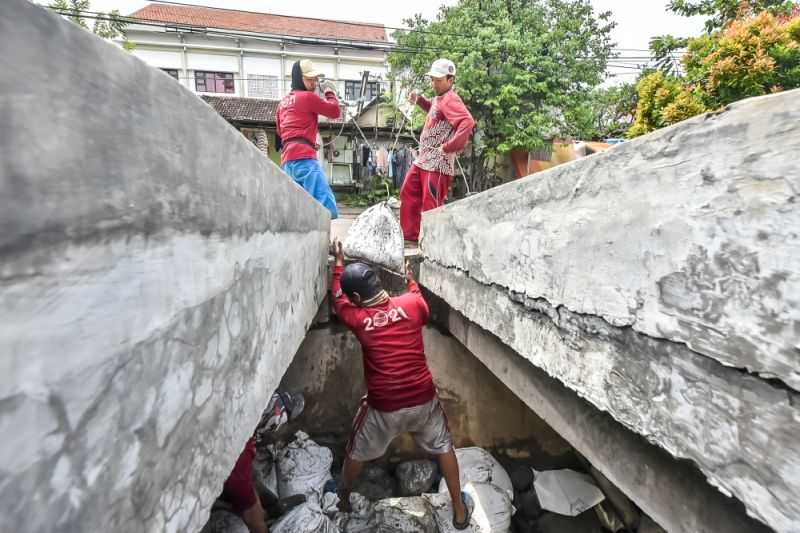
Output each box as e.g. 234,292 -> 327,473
303,91 -> 341,119
440,94 -> 475,154
331,240 -> 360,327
408,91 -> 432,113
241,496 -> 268,533
405,261 -> 430,324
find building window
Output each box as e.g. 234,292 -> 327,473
161,68 -> 179,81
195,71 -> 235,94
345,80 -> 380,102
248,74 -> 280,99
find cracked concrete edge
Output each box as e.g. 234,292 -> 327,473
420,88 -> 800,391
0,2 -> 331,531
421,260 -> 799,533
427,292 -> 774,533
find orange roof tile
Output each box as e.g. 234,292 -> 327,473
130,2 -> 387,43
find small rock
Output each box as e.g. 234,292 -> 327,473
638,515 -> 668,533
537,510 -> 603,533
374,497 -> 438,533
353,464 -> 395,501
396,460 -> 438,496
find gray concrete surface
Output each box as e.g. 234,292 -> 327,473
436,303 -> 773,533
0,2 -> 328,532
421,90 -> 800,532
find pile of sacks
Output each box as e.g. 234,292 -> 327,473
204,433 -> 643,533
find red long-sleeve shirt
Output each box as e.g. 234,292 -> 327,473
276,90 -> 341,165
332,265 -> 436,412
414,90 -> 475,175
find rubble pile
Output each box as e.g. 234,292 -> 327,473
202,432 -> 660,533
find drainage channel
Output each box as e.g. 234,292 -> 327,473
198,276 -> 662,533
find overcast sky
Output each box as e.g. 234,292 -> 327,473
40,0 -> 707,82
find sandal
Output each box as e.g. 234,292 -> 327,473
453,491 -> 473,530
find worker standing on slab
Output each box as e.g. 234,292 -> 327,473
400,58 -> 475,244
330,240 -> 474,530
276,60 -> 341,219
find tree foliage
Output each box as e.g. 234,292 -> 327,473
389,0 -> 614,190
49,0 -> 133,49
566,83 -> 638,140
630,7 -> 800,137
668,0 -> 796,32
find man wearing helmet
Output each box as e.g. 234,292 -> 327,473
330,240 -> 473,530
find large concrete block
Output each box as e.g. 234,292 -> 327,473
0,2 -> 328,532
421,90 -> 800,532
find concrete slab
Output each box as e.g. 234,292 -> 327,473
0,2 -> 328,531
420,89 -> 800,532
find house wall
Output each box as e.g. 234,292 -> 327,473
127,23 -> 390,105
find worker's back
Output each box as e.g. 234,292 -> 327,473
333,274 -> 436,413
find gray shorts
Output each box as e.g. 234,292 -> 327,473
346,396 -> 453,462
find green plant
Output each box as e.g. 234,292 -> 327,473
389,0 -> 614,191
49,0 -> 134,50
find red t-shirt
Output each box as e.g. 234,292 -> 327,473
220,437 -> 257,515
275,90 -> 341,165
332,265 -> 436,412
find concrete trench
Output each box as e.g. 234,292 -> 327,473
196,261 -> 773,533
2,4 -> 798,532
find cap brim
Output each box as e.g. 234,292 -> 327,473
303,70 -> 322,78
426,71 -> 447,78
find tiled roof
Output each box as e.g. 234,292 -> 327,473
201,95 -> 345,124
202,95 -> 280,123
131,3 -> 387,43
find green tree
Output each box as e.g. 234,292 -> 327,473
630,7 -> 800,137
668,0 -> 796,32
389,0 -> 614,191
566,83 -> 638,139
49,0 -> 134,49
650,35 -> 690,75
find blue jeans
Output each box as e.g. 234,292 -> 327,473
282,159 -> 338,219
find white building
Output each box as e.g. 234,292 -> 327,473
122,2 -> 416,189
125,2 -> 393,109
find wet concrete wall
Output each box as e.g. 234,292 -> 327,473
421,90 -> 800,532
0,2 -> 328,532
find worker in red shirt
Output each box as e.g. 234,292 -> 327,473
276,60 -> 341,219
213,392 -> 305,533
330,240 -> 474,530
401,58 -> 475,243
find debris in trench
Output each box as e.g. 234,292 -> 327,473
396,459 -> 439,496
207,429 -> 634,533
531,468 -> 605,517
437,447 -> 514,499
426,481 -> 514,533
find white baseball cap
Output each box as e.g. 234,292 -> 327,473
426,58 -> 456,78
299,59 -> 322,78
